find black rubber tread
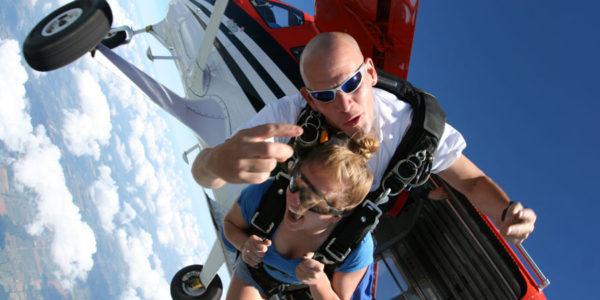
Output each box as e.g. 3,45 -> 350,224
23,0 -> 113,71
170,264 -> 223,300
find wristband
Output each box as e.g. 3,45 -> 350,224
501,201 -> 516,222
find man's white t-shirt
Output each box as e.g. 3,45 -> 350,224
239,88 -> 467,191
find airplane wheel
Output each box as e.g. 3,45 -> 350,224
22,0 -> 113,71
101,30 -> 127,49
170,265 -> 223,300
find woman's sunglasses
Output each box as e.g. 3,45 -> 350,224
306,63 -> 365,103
289,172 -> 352,216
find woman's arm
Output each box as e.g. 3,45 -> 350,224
223,201 -> 271,266
296,254 -> 368,300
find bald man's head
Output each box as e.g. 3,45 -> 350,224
297,32 -> 378,140
299,32 -> 363,84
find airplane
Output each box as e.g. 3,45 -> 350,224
21,0 -> 550,299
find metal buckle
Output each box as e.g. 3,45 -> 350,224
312,252 -> 334,265
295,110 -> 322,148
324,237 -> 351,263
362,200 -> 383,230
381,150 -> 429,196
374,188 -> 391,205
250,212 -> 274,235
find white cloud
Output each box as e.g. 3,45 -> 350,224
61,68 -> 112,160
0,39 -> 97,290
128,135 -> 159,200
132,196 -> 146,212
125,109 -> 208,261
0,39 -> 33,152
90,165 -> 120,232
17,127 -> 98,291
120,202 -> 137,225
114,135 -> 133,171
117,228 -> 170,300
154,170 -> 207,261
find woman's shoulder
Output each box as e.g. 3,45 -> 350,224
238,179 -> 275,223
335,233 -> 374,273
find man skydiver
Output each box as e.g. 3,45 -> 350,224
191,32 -> 536,245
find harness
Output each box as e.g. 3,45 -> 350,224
246,69 -> 447,299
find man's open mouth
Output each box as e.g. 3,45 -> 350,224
345,114 -> 361,126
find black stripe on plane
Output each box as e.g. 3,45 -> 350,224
192,0 -> 304,89
186,6 -> 265,112
191,0 -> 286,99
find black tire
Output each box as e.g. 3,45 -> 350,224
101,30 -> 127,49
22,0 -> 113,71
170,265 -> 223,300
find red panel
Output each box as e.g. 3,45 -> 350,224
314,0 -> 419,79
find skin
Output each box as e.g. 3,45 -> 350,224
223,165 -> 368,300
194,32 -> 536,244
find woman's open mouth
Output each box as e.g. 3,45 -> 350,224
288,208 -> 304,221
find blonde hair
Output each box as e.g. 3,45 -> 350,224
297,135 -> 379,209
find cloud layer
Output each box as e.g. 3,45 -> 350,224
0,38 -> 97,290
90,165 -> 120,232
4,0 -> 216,296
61,68 -> 112,160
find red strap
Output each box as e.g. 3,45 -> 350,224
388,190 -> 409,216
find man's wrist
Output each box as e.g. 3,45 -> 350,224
501,201 -> 516,222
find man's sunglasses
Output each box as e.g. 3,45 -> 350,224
289,171 -> 352,216
306,63 -> 366,103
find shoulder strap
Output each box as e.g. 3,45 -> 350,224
248,176 -> 289,238
374,68 -> 446,198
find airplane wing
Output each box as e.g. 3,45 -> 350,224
95,43 -> 229,147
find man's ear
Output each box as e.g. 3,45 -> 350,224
300,87 -> 318,111
365,57 -> 378,86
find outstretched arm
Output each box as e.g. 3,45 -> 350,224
192,123 -> 302,189
437,155 -> 536,244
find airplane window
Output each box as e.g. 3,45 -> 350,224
376,255 -> 410,299
251,0 -> 305,28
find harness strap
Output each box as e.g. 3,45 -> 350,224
247,263 -> 312,299
375,68 -> 446,199
248,176 -> 289,238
